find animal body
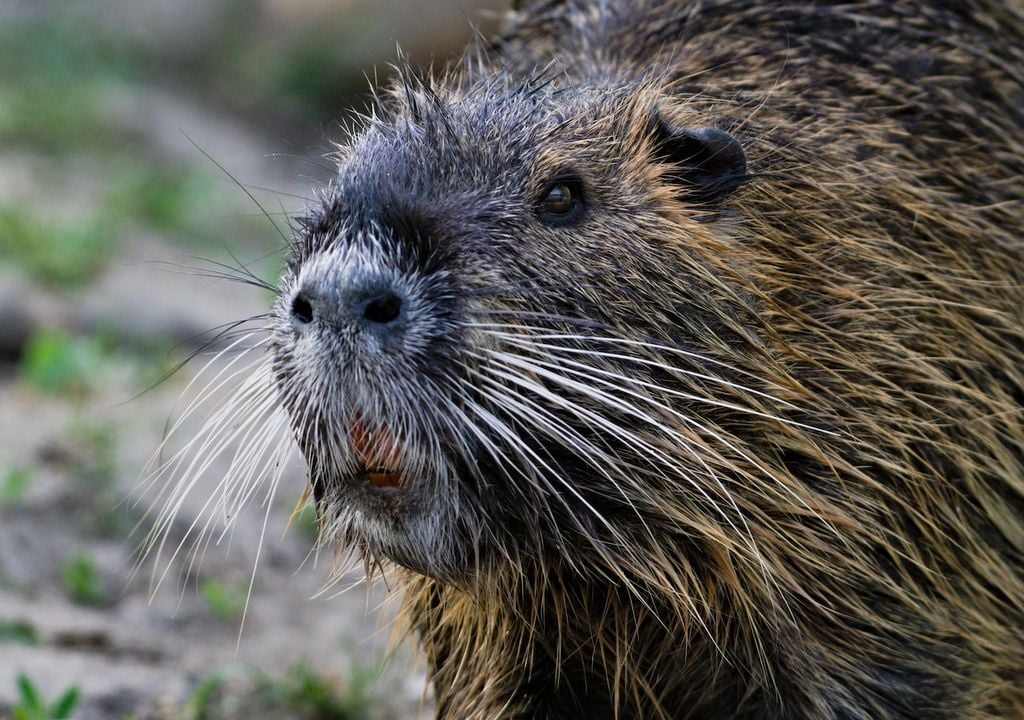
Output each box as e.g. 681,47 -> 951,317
174,1 -> 1024,718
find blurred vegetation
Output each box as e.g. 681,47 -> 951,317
181,673 -> 228,720
19,329 -> 111,397
0,620 -> 39,646
289,502 -> 322,544
200,579 -> 250,623
0,19 -> 139,152
59,552 -> 107,606
0,12 -> 286,292
252,660 -> 380,720
177,659 -> 386,720
0,5 -> 377,151
69,419 -> 134,536
0,210 -> 116,289
16,327 -> 148,530
68,421 -> 119,489
0,468 -> 31,509
193,3 -> 376,122
109,166 -> 219,234
11,674 -> 80,720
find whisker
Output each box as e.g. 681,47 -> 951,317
134,343 -> 299,602
476,345 -> 836,543
488,333 -> 825,433
181,131 -> 291,246
466,316 -> 793,391
468,351 -> 750,538
143,259 -> 277,292
129,319 -> 272,402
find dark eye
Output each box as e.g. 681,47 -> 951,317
537,178 -> 584,224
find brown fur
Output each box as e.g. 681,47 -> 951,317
275,1 -> 1024,718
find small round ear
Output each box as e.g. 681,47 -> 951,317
649,111 -> 748,204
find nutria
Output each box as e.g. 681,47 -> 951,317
151,0 -> 1024,718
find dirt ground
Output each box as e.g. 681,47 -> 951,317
0,1 -> 509,717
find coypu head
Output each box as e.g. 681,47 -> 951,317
270,77 -> 759,584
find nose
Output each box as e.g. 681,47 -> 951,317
290,279 -> 406,338
360,291 -> 403,325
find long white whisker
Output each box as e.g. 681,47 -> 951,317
489,332 -> 828,434
475,345 -> 829,536
138,349 -> 299,604
465,319 -> 788,392
469,353 -> 749,538
470,348 -> 781,584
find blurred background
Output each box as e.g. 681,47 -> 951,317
0,0 -> 510,717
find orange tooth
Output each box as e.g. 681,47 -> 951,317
367,470 -> 401,488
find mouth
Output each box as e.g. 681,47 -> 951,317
350,416 -> 408,494
360,467 -> 404,490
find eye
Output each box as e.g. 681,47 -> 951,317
537,178 -> 584,224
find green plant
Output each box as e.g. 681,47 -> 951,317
0,17 -> 142,152
289,503 -> 322,544
0,208 -> 117,288
19,329 -> 109,397
184,673 -> 226,720
255,660 -> 379,720
60,552 -> 106,606
69,421 -> 118,488
0,468 -> 31,508
11,674 -> 80,720
200,579 -> 248,623
0,621 -> 39,646
69,420 -> 131,537
106,164 -> 216,233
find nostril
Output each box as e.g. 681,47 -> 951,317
291,293 -> 314,325
363,292 -> 403,324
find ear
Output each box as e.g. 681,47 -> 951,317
649,112 -> 748,203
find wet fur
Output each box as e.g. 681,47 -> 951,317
161,1 -> 1024,718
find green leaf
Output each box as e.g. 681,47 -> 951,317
60,552 -> 106,606
0,620 -> 39,645
50,686 -> 81,719
19,329 -> 93,396
15,673 -> 44,711
0,208 -> 116,289
200,578 -> 247,622
0,468 -> 31,507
